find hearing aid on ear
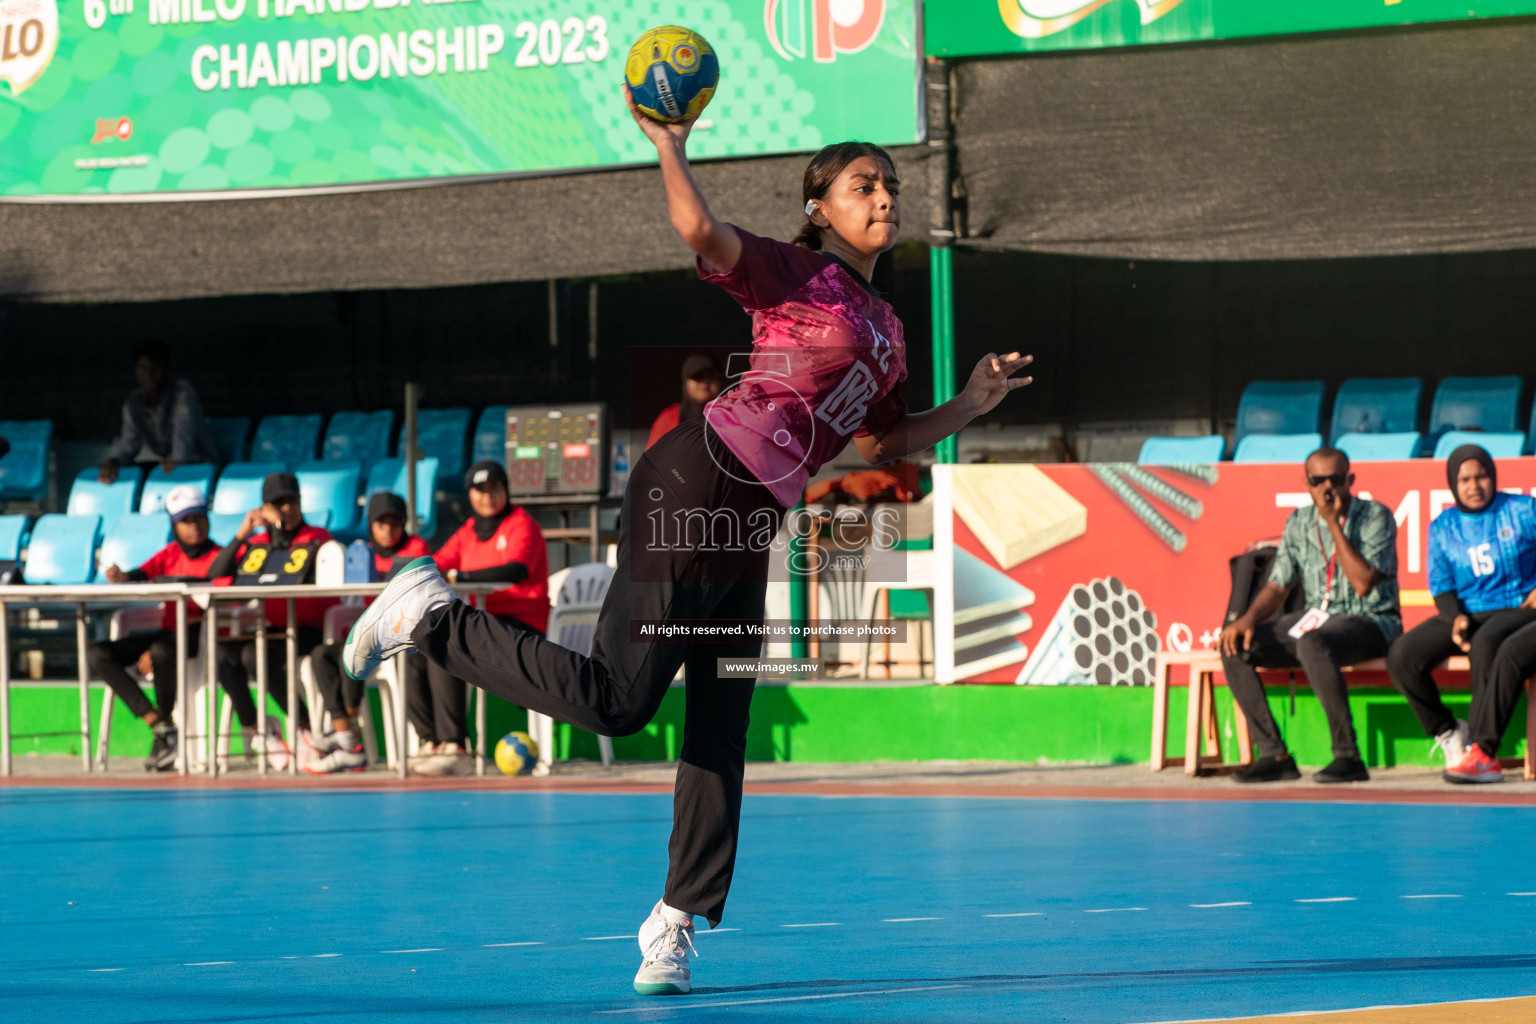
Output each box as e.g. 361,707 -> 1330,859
804,200 -> 817,217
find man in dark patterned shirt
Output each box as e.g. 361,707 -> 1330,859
1219,446 -> 1402,784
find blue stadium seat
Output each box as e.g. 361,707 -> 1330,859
1329,378 -> 1422,441
411,408 -> 472,486
296,459 -> 362,531
1429,376 -> 1523,435
1233,433 -> 1325,464
1432,431 -> 1525,461
323,411 -> 395,468
364,457 -> 441,538
1136,436 -> 1225,465
471,406 -> 509,468
98,515 -> 172,576
211,461 -> 285,517
1235,381 -> 1325,444
67,466 -> 144,527
0,514 -> 29,562
0,419 -> 53,502
251,414 -> 323,470
207,514 -> 246,547
208,415 -> 251,464
1335,432 -> 1422,463
24,514 -> 102,585
138,463 -> 218,515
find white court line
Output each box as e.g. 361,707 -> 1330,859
87,968 -> 124,972
984,912 -> 1042,918
595,983 -> 967,1014
382,948 -> 443,953
279,956 -> 300,959
1511,892 -> 1536,896
1296,897 -> 1356,903
882,917 -> 942,922
1083,908 -> 1147,913
696,928 -> 741,935
1190,902 -> 1251,908
312,953 -> 342,958
779,922 -> 840,928
184,961 -> 234,966
582,935 -> 633,941
483,942 -> 544,947
1402,894 -> 1462,899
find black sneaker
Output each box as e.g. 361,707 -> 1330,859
1233,753 -> 1301,783
1313,757 -> 1370,784
144,727 -> 179,772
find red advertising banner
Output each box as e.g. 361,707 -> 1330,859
931,460 -> 1536,684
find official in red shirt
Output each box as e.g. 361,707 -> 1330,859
304,492 -> 431,774
408,460 -> 550,776
645,354 -> 724,451
87,484 -> 221,772
205,471 -> 335,767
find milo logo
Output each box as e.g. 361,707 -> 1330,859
999,0 -> 1185,39
0,0 -> 57,96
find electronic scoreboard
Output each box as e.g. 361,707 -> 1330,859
503,403 -> 609,500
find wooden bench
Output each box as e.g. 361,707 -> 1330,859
1151,649 -> 1536,779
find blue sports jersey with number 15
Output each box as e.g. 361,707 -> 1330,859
1427,492 -> 1536,613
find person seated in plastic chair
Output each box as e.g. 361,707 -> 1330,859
1219,446 -> 1402,784
304,492 -> 432,774
99,338 -> 219,483
409,460 -> 550,776
87,485 -> 222,771
205,472 -> 336,769
1387,445 -> 1536,785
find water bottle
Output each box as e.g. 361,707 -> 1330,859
610,443 -> 629,498
344,539 -> 375,584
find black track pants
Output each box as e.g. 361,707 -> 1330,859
218,628 -> 322,729
310,640 -> 367,721
1220,612 -> 1389,761
414,417 -> 784,926
88,628 -> 200,720
1387,608 -> 1536,755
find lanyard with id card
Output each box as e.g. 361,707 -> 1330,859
1287,519 -> 1339,639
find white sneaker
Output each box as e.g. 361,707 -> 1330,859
303,742 -> 368,774
242,721 -> 291,771
343,556 -> 456,681
415,741 -> 470,777
1434,719 -> 1471,767
633,900 -> 695,996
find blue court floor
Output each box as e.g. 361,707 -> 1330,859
3,786 -> 1536,1023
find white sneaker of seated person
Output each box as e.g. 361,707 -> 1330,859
241,721 -> 290,771
416,741 -> 470,777
1433,718 -> 1470,767
303,732 -> 367,774
634,900 -> 695,996
343,556 -> 456,681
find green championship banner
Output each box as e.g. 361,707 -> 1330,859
0,0 -> 918,198
927,0 -> 1536,58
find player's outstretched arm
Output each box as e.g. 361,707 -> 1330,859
855,352 -> 1033,464
624,84 -> 741,273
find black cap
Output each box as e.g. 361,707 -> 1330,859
367,491 -> 407,523
465,460 -> 509,491
262,472 -> 301,504
682,353 -> 723,381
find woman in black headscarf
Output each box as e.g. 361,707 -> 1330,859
1387,444 -> 1536,783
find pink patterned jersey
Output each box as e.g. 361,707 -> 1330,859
697,227 -> 908,508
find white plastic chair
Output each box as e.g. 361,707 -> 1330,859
528,563 -> 616,775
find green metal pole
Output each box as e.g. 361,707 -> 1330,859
788,502 -> 808,658
931,245 -> 958,465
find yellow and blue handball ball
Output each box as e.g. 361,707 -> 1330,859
625,25 -> 720,124
495,731 -> 539,775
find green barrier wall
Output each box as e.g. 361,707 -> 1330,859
6,683 -> 1522,769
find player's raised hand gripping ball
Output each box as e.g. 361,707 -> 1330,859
624,26 -> 719,124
